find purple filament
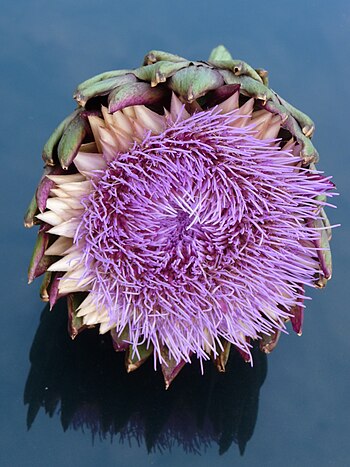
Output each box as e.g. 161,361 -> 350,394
77,108 -> 334,364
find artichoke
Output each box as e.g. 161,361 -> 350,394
25,45 -> 335,387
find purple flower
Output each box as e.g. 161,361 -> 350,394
26,46 -> 336,386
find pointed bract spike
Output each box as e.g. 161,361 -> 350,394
46,198 -> 76,215
98,141 -> 116,162
321,208 -> 332,241
233,61 -> 263,82
277,95 -> 315,138
292,143 -> 302,158
235,337 -> 252,362
74,74 -> 137,106
133,106 -> 166,134
214,340 -> 231,372
36,165 -> 66,213
143,50 -> 186,65
96,124 -> 117,148
28,232 -> 57,283
46,173 -> 85,184
76,292 -> 94,310
264,100 -> 319,164
170,93 -> 190,121
76,303 -> 96,318
125,343 -> 154,373
255,68 -> 269,86
67,293 -> 88,339
28,231 -> 48,283
36,210 -> 63,226
45,237 -> 73,256
239,98 -> 255,115
110,327 -> 130,352
74,151 -> 107,176
131,118 -> 147,140
134,61 -> 188,86
208,45 -> 233,62
63,197 -> 84,210
315,275 -> 328,288
63,244 -> 82,256
48,218 -> 80,238
299,136 -> 319,165
39,271 -> 52,302
48,252 -> 80,272
161,357 -> 187,389
122,106 -> 136,118
101,105 -> 115,127
48,273 -> 63,309
111,110 -> 134,135
80,141 -> 98,153
58,267 -> 92,294
282,138 -> 295,151
83,310 -> 106,326
231,98 -> 254,127
42,109 -> 82,166
59,180 -> 92,197
108,82 -> 168,113
253,113 -> 276,139
313,218 -> 332,279
99,321 -> 115,334
211,59 -> 263,83
98,126 -> 132,153
205,84 -> 240,109
87,115 -> 105,153
219,71 -> 273,101
58,113 -> 90,169
24,193 -> 39,228
185,99 -> 203,113
251,109 -> 272,128
261,119 -> 281,140
74,69 -> 132,95
46,274 -> 60,309
290,289 -> 305,336
155,61 -> 190,84
49,188 -> 68,198
169,66 -> 224,102
260,330 -> 281,353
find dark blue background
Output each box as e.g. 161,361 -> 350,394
1,0 -> 349,465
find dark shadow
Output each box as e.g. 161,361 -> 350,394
24,300 -> 267,455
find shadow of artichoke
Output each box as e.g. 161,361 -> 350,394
24,300 -> 267,455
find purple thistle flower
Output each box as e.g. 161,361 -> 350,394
25,46 -> 336,386
76,107 -> 333,366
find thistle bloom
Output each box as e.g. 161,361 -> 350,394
25,46 -> 335,386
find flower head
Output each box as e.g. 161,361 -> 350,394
25,46 -> 336,386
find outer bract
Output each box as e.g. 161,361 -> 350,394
25,46 -> 335,387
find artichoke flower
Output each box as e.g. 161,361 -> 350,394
25,45 -> 335,387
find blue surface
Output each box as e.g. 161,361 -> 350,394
1,0 -> 349,465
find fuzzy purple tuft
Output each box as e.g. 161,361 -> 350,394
76,108 -> 333,364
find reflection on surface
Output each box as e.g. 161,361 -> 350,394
24,300 -> 267,455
